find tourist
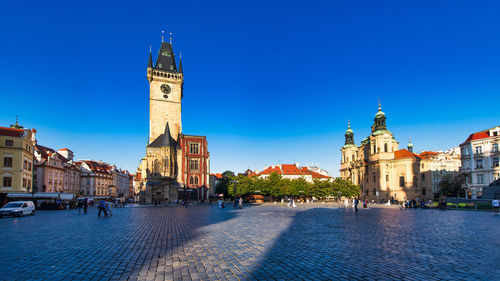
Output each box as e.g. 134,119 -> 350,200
239,197 -> 243,209
106,201 -> 113,216
292,198 -> 297,208
234,197 -> 238,208
354,198 -> 359,212
492,199 -> 499,215
98,200 -> 107,217
363,199 -> 368,209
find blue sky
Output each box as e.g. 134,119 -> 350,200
1,0 -> 499,176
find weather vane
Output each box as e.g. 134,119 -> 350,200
161,30 -> 165,42
169,32 -> 173,44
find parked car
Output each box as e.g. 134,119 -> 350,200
0,201 -> 36,218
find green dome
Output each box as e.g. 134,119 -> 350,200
375,108 -> 385,118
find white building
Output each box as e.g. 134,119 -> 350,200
419,150 -> 461,197
460,126 -> 500,199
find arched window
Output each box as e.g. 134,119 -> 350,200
384,143 -> 388,152
189,176 -> 199,185
153,159 -> 159,174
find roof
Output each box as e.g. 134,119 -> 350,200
148,123 -> 178,148
394,149 -> 421,159
464,131 -> 491,143
155,42 -> 177,73
0,126 -> 25,137
256,164 -> 331,179
419,151 -> 439,159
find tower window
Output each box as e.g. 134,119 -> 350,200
399,176 -> 404,187
5,139 -> 13,146
189,160 -> 199,171
158,63 -> 163,68
170,65 -> 174,70
384,143 -> 388,152
162,50 -> 171,57
190,143 -> 200,154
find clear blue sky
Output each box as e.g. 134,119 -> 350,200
1,0 -> 499,176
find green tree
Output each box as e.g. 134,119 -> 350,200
439,174 -> 465,197
332,178 -> 360,198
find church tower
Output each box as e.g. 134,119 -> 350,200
147,37 -> 184,144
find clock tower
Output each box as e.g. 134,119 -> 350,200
147,41 -> 184,143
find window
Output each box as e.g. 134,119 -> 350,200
24,160 -> 27,170
476,159 -> 483,169
5,139 -> 13,146
421,174 -> 425,182
23,178 -> 26,187
422,188 -> 427,195
384,143 -> 388,152
161,50 -> 170,56
493,143 -> 499,152
413,176 -> 417,187
463,147 -> 469,156
494,132 -> 499,136
3,177 -> 12,187
463,160 -> 469,168
475,146 -> 482,155
399,176 -> 405,187
158,63 -> 163,68
477,174 -> 484,184
189,159 -> 199,171
4,157 -> 13,167
189,175 -> 199,185
190,143 -> 200,154
28,162 -> 31,171
493,158 -> 499,167
386,175 -> 389,181
373,143 -> 376,154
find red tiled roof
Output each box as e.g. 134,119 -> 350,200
464,131 -> 490,143
419,151 -> 439,159
0,126 -> 25,137
394,149 -> 421,159
256,164 -> 331,179
281,164 -> 301,175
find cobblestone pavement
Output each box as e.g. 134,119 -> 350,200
0,204 -> 499,280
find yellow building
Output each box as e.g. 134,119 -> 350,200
340,104 -> 433,202
0,122 -> 35,205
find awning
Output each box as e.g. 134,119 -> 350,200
33,193 -> 59,199
6,193 -> 33,198
59,193 -> 75,200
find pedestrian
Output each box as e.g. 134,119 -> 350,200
363,199 -> 368,209
234,197 -> 238,208
492,199 -> 500,215
238,197 -> 243,209
77,200 -> 82,213
98,200 -> 107,217
344,198 -> 349,208
83,198 -> 88,215
292,198 -> 297,208
354,198 -> 359,212
281,198 -> 284,206
107,201 -> 112,216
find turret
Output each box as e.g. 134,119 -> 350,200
344,120 -> 355,146
408,137 -> 413,152
372,101 -> 387,134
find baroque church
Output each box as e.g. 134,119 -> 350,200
138,37 -> 210,204
340,103 -> 434,202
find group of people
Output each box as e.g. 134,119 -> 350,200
404,198 -> 429,209
233,197 -> 243,209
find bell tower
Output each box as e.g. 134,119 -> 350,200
147,34 -> 184,144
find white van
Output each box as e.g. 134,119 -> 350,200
0,201 -> 36,217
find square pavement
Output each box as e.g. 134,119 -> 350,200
0,204 -> 499,280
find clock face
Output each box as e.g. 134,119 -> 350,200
160,84 -> 171,95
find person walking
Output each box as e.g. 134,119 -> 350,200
363,199 -> 368,209
106,201 -> 112,216
238,197 -> 243,209
492,199 -> 499,215
354,198 -> 359,212
234,197 -> 238,208
77,200 -> 82,213
98,200 -> 107,217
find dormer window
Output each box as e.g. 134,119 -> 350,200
170,65 -> 174,70
158,63 -> 162,68
162,50 -> 171,57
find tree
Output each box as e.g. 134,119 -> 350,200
332,178 -> 360,199
215,170 -> 235,198
439,174 -> 465,197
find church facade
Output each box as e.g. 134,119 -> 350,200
138,39 -> 210,204
340,104 -> 434,202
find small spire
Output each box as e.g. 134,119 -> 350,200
348,119 -> 351,129
148,46 -> 153,68
378,98 -> 381,110
161,30 -> 164,42
178,52 -> 183,73
169,32 -> 172,44
408,137 -> 413,152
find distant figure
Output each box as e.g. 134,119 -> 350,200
83,198 -> 88,215
363,200 -> 368,209
354,198 -> 359,212
106,201 -> 112,216
292,199 -> 297,208
239,197 -> 243,209
77,200 -> 82,213
492,199 -> 499,214
234,197 -> 238,208
344,199 -> 349,208
281,198 -> 284,206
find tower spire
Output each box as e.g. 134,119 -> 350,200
161,30 -> 164,42
408,137 -> 413,152
169,32 -> 172,44
344,119 -> 354,146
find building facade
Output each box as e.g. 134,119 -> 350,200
340,104 -> 434,202
34,146 -> 81,194
138,38 -> 210,204
0,123 -> 35,204
77,160 -> 114,197
460,126 -> 500,199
